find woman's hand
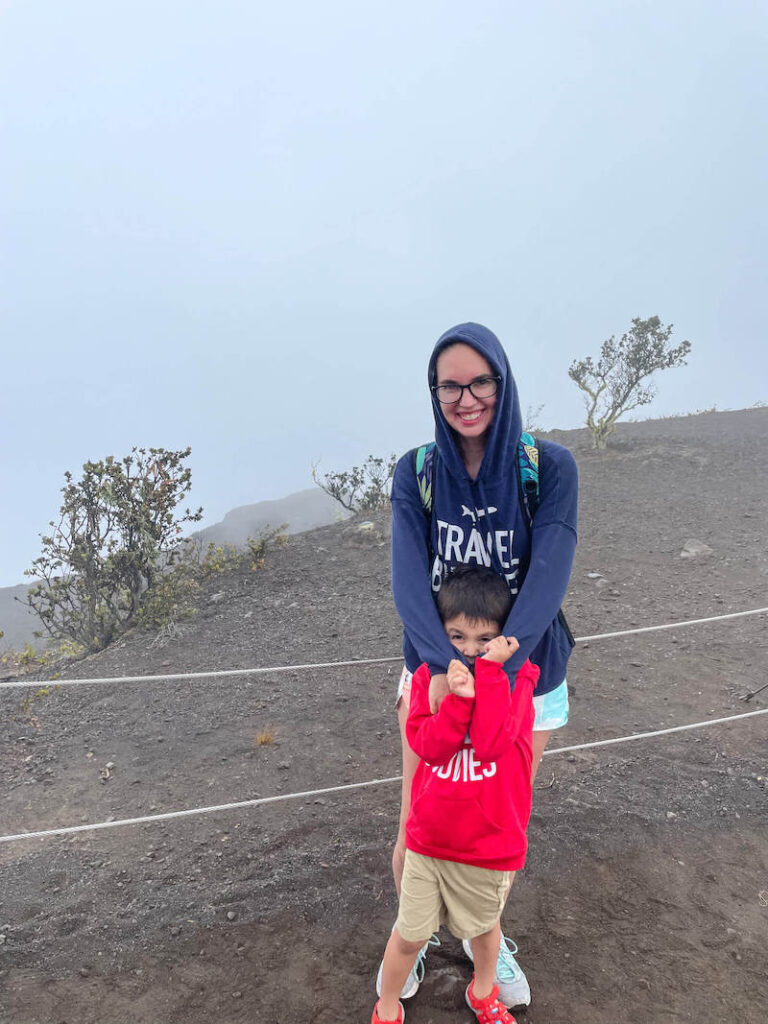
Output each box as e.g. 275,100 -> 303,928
428,672 -> 449,713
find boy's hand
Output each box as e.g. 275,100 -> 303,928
447,659 -> 475,699
483,636 -> 520,664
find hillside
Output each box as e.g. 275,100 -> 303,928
0,486 -> 349,653
1,408 -> 767,1024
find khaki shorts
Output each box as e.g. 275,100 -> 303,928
396,849 -> 514,943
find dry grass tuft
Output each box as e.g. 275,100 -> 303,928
255,726 -> 277,746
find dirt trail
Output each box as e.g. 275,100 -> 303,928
2,410 -> 767,1024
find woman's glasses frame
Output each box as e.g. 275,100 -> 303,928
430,374 -> 501,405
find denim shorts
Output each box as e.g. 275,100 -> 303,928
396,667 -> 569,732
531,679 -> 569,731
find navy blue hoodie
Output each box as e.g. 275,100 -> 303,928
390,323 -> 578,694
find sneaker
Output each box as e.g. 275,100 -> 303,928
462,935 -> 531,1008
376,933 -> 440,999
465,978 -> 517,1023
371,999 -> 405,1023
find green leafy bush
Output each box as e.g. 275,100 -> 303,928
25,447 -> 202,651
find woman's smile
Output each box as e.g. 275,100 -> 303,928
456,408 -> 486,426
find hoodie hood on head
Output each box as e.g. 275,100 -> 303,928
427,323 -> 522,483
391,319 -> 578,691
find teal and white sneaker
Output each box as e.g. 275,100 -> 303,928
376,933 -> 440,1000
462,934 -> 531,1008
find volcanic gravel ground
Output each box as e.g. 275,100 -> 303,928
1,409 -> 767,1024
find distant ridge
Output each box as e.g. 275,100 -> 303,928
192,487 -> 351,547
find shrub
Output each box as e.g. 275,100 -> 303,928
0,639 -> 86,676
200,542 -> 244,577
24,447 -> 203,651
568,316 -> 691,449
524,403 -> 546,434
136,560 -> 201,629
312,454 -> 397,513
137,523 -> 289,633
246,524 -> 289,570
255,726 -> 277,746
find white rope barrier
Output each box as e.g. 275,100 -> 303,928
2,606 -> 766,691
2,706 -> 765,846
0,655 -> 402,691
575,606 -> 768,642
541,705 -> 768,754
0,776 -> 403,845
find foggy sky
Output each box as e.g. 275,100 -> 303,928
2,0 -> 766,586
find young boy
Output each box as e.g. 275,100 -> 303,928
373,565 -> 539,1024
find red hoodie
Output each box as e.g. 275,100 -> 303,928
405,657 -> 539,871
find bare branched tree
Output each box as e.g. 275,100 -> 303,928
569,316 -> 691,449
524,403 -> 545,434
312,454 -> 397,513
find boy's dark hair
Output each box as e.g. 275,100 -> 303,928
436,565 -> 512,627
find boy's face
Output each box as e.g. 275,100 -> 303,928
443,613 -> 501,666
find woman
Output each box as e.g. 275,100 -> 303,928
386,322 -> 578,1008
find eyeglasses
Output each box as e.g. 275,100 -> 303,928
431,375 -> 501,404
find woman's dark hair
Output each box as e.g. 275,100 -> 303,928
436,564 -> 512,627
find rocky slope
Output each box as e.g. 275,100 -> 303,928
1,409 -> 767,1024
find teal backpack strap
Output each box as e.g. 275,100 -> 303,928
517,433 -> 576,649
413,442 -> 436,517
416,435 -> 538,522
517,430 -> 540,525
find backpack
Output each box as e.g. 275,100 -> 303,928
412,432 -> 575,646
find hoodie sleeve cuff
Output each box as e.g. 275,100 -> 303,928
439,692 -> 474,727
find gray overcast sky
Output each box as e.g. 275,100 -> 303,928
2,0 -> 766,586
